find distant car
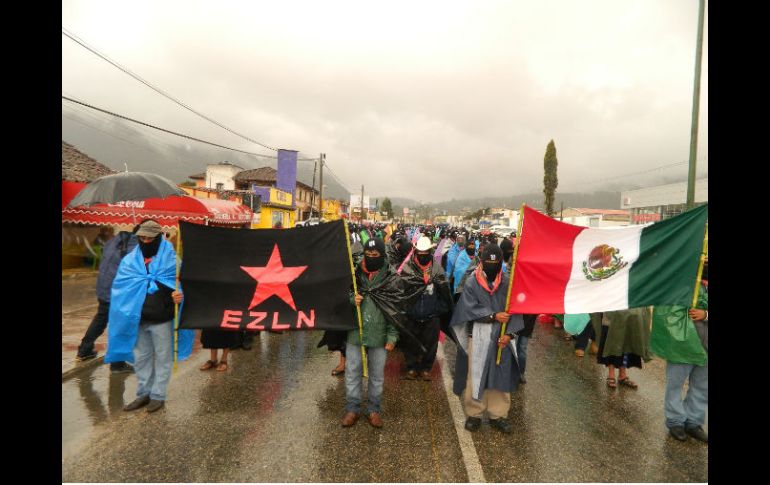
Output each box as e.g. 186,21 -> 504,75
489,225 -> 516,238
294,218 -> 325,227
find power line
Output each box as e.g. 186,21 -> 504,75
62,27 -> 355,192
560,157 -> 707,191
62,95 -> 321,163
321,159 -> 354,194
63,102 -> 189,156
62,111 -> 189,168
63,27 -> 278,152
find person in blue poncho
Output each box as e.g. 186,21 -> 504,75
106,220 -> 192,414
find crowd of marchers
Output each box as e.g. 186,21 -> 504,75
73,219 -> 708,443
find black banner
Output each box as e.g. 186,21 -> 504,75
178,220 -> 356,332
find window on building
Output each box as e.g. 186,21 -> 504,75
216,183 -> 224,191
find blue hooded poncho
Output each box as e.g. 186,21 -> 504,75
105,238 -> 194,364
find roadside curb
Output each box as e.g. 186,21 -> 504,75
62,356 -> 104,382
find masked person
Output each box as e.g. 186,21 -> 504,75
451,238 -> 477,295
318,241 -> 364,377
449,243 -> 524,434
499,237 -> 535,383
399,237 -> 454,380
343,238 -> 401,429
390,236 -> 413,272
445,233 -> 466,278
106,220 -> 192,413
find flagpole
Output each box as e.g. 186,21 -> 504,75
691,222 -> 708,307
343,220 -> 368,378
497,203 -> 526,365
173,223 -> 181,373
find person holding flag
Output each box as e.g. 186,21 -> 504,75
106,220 -> 194,413
652,260 -> 708,443
343,237 -> 401,429
449,243 -> 524,434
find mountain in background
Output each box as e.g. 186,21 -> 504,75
61,110 -> 351,200
63,107 -> 705,210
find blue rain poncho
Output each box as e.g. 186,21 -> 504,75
105,238 -> 194,363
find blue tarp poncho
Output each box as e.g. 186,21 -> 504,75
105,238 -> 194,364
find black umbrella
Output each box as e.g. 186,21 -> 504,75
67,171 -> 186,208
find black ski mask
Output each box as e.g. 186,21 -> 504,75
139,235 -> 162,258
363,237 -> 387,271
365,253 -> 385,271
465,243 -> 476,257
481,244 -> 503,281
416,252 -> 432,265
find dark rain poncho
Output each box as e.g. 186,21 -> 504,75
349,261 -> 430,349
399,257 -> 455,343
449,268 -> 524,400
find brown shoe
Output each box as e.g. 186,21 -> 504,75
405,370 -> 418,380
420,370 -> 432,381
367,412 -> 383,428
589,342 -> 599,355
575,349 -> 585,357
341,411 -> 360,427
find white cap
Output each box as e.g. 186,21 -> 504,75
415,236 -> 432,251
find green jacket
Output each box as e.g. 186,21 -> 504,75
347,264 -> 400,348
650,284 -> 708,365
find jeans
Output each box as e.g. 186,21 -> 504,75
345,342 -> 387,414
516,336 -> 529,375
664,360 -> 708,429
134,321 -> 174,401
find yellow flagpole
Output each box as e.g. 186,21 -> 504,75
497,203 -> 526,365
173,224 -> 182,373
691,222 -> 708,308
343,220 -> 368,378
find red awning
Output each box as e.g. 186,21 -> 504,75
62,194 -> 253,228
62,181 -> 87,209
194,197 -> 254,225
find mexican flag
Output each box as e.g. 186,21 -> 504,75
506,204 -> 708,314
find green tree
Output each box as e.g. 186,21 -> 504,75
543,140 -> 559,217
381,197 -> 393,218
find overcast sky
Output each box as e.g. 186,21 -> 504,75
62,0 -> 707,202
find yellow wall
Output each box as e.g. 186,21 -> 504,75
251,206 -> 296,229
321,199 -> 344,220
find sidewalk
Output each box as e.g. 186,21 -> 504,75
62,270 -> 103,377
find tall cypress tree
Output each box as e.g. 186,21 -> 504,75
543,140 -> 559,217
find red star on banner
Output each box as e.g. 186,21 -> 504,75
241,244 -> 308,310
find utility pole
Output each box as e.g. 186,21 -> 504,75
310,160 -> 317,218
361,185 -> 365,223
686,0 -> 705,208
318,153 -> 325,218
560,202 -> 564,221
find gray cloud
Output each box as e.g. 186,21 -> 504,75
62,0 -> 707,203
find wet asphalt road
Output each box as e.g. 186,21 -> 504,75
62,324 -> 707,482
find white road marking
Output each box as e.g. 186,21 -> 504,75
437,342 -> 486,483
